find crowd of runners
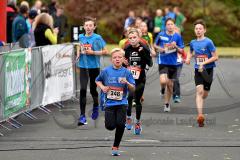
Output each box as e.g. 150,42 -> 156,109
76,10 -> 218,156
3,1 -> 219,156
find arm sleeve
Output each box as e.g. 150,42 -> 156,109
95,70 -> 104,82
177,35 -> 185,49
45,29 -> 57,44
142,44 -> 153,67
148,32 -> 153,45
208,40 -> 216,52
126,71 -> 135,86
190,41 -> 193,52
154,33 -> 161,45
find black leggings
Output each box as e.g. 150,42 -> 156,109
105,106 -> 126,147
173,66 -> 182,97
79,68 -> 100,115
127,78 -> 146,120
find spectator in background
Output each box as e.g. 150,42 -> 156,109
33,13 -> 59,46
26,10 -> 38,33
6,0 -> 18,43
141,10 -> 154,33
124,10 -> 135,29
26,10 -> 38,47
40,3 -> 49,13
48,0 -> 57,16
119,28 -> 129,49
139,21 -> 155,55
12,5 -> 29,44
173,6 -> 186,34
53,6 -> 68,43
154,9 -> 163,38
164,6 -> 176,20
20,1 -> 29,9
32,0 -> 42,14
134,17 -> 143,28
161,9 -> 167,31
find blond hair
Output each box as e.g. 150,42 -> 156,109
110,48 -> 125,57
20,1 -> 29,9
33,13 -> 54,31
127,27 -> 141,37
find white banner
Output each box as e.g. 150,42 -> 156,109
41,44 -> 74,106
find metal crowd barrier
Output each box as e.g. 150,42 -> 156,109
0,43 -> 77,136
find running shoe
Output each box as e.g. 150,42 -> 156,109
78,115 -> 87,126
125,117 -> 132,130
112,146 -> 120,156
134,122 -> 142,135
173,95 -> 181,103
163,103 -> 171,112
197,114 -> 205,127
91,106 -> 99,120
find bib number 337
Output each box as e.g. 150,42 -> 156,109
196,55 -> 208,65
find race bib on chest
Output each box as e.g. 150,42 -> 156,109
196,55 -> 208,65
107,86 -> 123,100
164,43 -> 177,54
81,44 -> 92,54
128,66 -> 141,79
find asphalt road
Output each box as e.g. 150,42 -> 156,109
0,58 -> 240,160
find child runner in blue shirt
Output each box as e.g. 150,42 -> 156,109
154,18 -> 184,112
186,19 -> 218,127
76,17 -> 108,125
96,48 -> 135,156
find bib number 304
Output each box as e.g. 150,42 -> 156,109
128,67 -> 141,79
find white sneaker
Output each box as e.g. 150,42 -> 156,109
163,104 -> 171,112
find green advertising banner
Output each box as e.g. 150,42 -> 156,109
3,50 -> 28,118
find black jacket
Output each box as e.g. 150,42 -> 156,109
34,23 -> 52,46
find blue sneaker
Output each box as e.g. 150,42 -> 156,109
125,117 -> 132,130
112,147 -> 120,156
173,95 -> 181,103
78,115 -> 87,126
91,106 -> 99,120
134,123 -> 142,135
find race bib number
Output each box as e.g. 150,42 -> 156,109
196,55 -> 208,65
164,43 -> 177,54
128,66 -> 141,79
107,86 -> 123,100
80,44 -> 92,54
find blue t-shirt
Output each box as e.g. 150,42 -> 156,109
165,12 -> 176,20
77,33 -> 106,69
96,65 -> 135,108
190,37 -> 216,69
155,31 -> 184,66
26,19 -> 31,33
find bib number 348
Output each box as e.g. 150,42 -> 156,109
107,87 -> 123,100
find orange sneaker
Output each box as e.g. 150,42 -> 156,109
197,114 -> 205,127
